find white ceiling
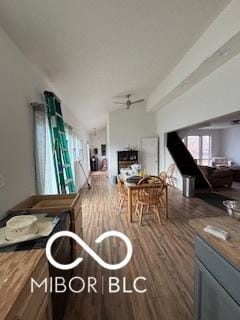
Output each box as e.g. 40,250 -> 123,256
0,0 -> 230,130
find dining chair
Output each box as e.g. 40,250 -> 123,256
135,176 -> 165,225
159,171 -> 167,182
117,176 -> 128,213
166,163 -> 176,187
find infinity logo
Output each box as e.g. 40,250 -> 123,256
46,231 -> 133,270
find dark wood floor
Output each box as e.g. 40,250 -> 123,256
64,175 -> 226,320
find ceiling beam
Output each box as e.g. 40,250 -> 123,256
147,0 -> 240,112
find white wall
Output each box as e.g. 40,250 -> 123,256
108,103 -> 156,177
0,25 -> 48,215
220,126 -> 240,165
89,127 -> 107,168
0,25 -> 89,215
156,52 -> 240,189
211,130 -> 223,159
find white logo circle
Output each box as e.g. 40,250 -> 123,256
46,230 -> 133,270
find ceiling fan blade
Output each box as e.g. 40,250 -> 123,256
114,102 -> 126,104
130,99 -> 144,105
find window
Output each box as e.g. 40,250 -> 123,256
184,135 -> 211,165
101,144 -> 106,156
202,136 -> 211,165
65,125 -> 76,183
76,138 -> 84,161
186,136 -> 200,160
65,125 -> 85,184
33,105 -> 57,194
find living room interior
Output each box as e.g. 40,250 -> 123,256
1,1 -> 240,320
181,111 -> 240,195
171,111 -> 240,198
159,111 -> 240,214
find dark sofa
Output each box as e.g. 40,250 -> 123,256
199,166 -> 233,188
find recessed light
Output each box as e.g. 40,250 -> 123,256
217,48 -> 231,57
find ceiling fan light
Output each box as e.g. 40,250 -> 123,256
114,93 -> 144,110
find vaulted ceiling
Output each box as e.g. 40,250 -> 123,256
0,0 -> 230,130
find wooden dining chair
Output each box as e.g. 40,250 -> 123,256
166,163 -> 176,187
135,176 -> 165,225
159,171 -> 167,182
117,176 -> 128,213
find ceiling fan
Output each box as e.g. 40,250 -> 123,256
114,94 -> 144,110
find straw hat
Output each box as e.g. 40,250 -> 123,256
0,215 -> 54,247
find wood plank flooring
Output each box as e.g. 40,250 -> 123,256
64,175 -> 226,320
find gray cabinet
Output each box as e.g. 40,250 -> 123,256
194,236 -> 240,320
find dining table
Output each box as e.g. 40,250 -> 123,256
119,174 -> 169,223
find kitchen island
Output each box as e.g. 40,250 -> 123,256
0,249 -> 52,320
190,216 -> 240,320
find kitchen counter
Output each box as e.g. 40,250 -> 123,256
0,249 -> 45,319
190,216 -> 240,271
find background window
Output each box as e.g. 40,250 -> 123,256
33,105 -> 57,194
101,144 -> 106,156
201,135 -> 211,165
187,136 -> 200,160
184,135 -> 211,165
